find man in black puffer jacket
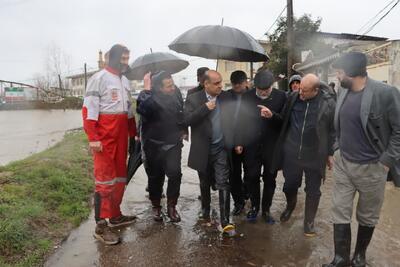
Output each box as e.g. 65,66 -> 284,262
137,71 -> 186,223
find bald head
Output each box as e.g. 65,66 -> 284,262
204,70 -> 223,97
299,74 -> 320,101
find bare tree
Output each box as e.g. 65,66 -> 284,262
35,42 -> 72,97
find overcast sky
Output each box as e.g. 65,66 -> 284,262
1,0 -> 399,86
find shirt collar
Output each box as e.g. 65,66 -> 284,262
205,91 -> 216,101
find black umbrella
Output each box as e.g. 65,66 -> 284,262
169,25 -> 269,62
125,52 -> 189,80
127,138 -> 142,184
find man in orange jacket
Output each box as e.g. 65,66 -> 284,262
82,44 -> 137,245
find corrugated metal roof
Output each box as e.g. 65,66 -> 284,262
294,52 -> 341,71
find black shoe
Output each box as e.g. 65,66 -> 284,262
246,207 -> 258,222
262,211 -> 275,225
199,208 -> 210,220
211,183 -> 217,191
322,224 -> 351,267
232,202 -> 245,216
351,225 -> 374,267
280,192 -> 297,222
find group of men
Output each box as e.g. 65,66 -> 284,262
82,44 -> 400,267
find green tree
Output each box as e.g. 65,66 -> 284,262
267,14 -> 334,89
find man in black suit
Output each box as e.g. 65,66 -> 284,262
187,67 -> 210,96
235,70 -> 287,224
184,70 -> 235,235
225,70 -> 249,215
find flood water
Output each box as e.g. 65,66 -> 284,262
0,109 -> 82,166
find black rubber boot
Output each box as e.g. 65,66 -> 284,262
351,225 -> 375,267
200,182 -> 211,220
280,192 -> 297,222
261,183 -> 276,224
218,190 -> 231,227
303,195 -> 320,237
219,190 -> 236,236
322,223 -> 351,267
249,180 -> 261,213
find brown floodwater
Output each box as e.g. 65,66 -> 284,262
0,109 -> 82,165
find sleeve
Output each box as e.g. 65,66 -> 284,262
379,87 -> 400,168
125,82 -> 137,138
184,95 -> 211,126
327,100 -> 336,156
83,77 -> 101,120
271,93 -> 290,122
136,91 -> 158,118
82,76 -> 101,141
270,92 -> 288,124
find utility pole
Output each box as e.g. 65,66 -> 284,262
84,63 -> 88,91
287,0 -> 294,78
58,74 -> 63,97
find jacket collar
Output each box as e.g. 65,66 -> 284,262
334,77 -> 374,132
105,66 -> 121,76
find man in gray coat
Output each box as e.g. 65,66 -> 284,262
324,52 -> 400,267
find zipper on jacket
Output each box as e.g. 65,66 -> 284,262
298,102 -> 310,159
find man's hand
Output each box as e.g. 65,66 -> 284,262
206,100 -> 216,110
381,163 -> 390,172
235,146 -> 243,155
89,141 -> 102,153
143,72 -> 151,90
327,156 -> 334,170
257,105 -> 273,118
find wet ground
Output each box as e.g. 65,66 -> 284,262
45,143 -> 400,267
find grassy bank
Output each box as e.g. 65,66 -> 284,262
0,131 -> 93,266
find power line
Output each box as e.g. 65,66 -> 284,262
356,0 -> 396,34
359,0 -> 399,37
263,5 -> 287,38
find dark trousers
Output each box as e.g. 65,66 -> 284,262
230,150 -> 247,207
198,148 -> 230,209
282,155 -> 322,198
243,144 -> 277,212
145,143 -> 183,200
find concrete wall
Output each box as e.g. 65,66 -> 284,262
367,63 -> 390,83
389,41 -> 400,88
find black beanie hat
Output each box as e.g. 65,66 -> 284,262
254,70 -> 274,90
151,71 -> 172,91
332,52 -> 367,77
